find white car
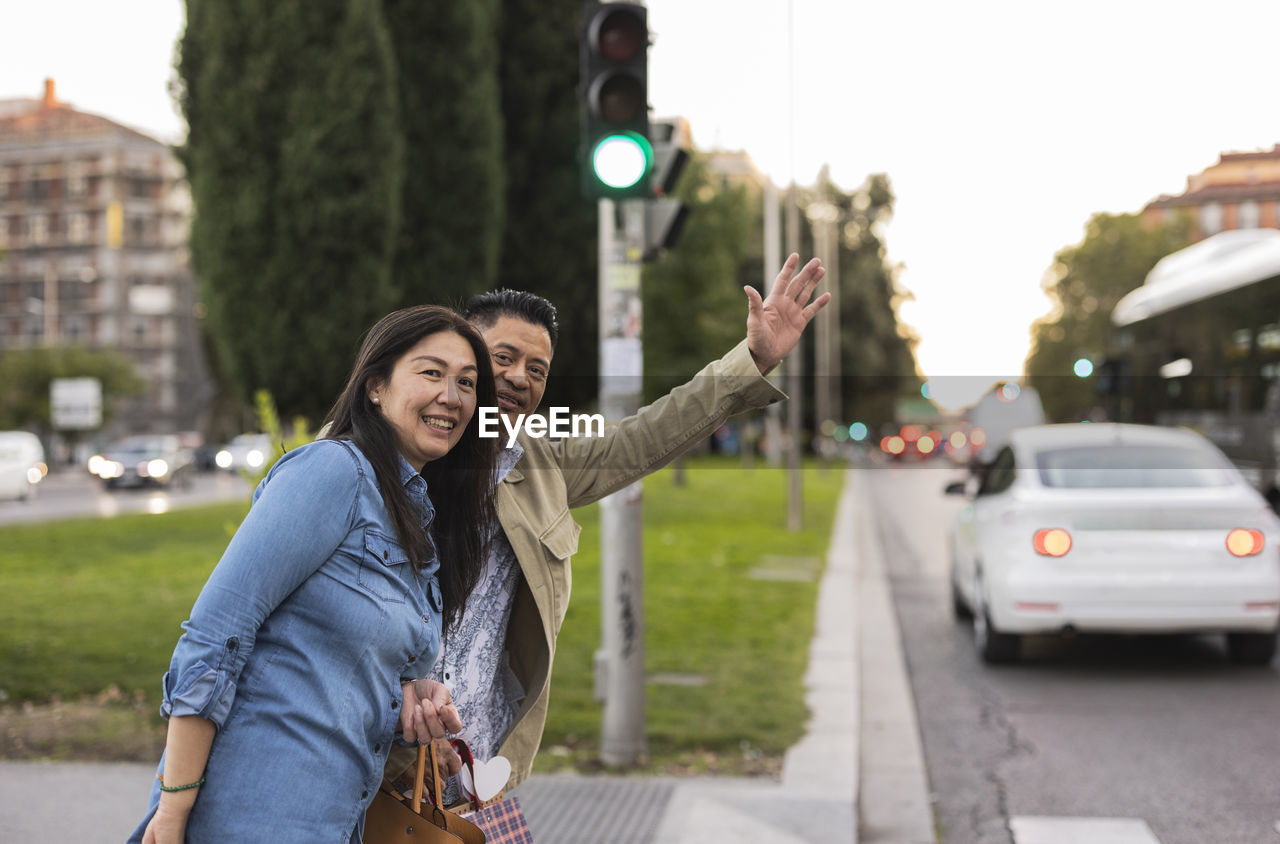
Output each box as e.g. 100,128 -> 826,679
947,423 -> 1280,665
215,433 -> 273,472
0,431 -> 47,502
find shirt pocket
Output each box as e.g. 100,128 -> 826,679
539,509 -> 581,630
359,529 -> 413,603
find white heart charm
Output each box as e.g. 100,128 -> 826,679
460,754 -> 512,803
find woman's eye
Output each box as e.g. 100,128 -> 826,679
458,377 -> 476,389
420,369 -> 441,378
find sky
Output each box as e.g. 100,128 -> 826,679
5,1 -> 1280,411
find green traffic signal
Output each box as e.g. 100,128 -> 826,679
592,132 -> 653,190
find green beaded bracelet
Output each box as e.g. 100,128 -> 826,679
157,772 -> 206,792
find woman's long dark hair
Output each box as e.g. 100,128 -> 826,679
322,306 -> 499,633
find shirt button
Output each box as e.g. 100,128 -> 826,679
374,743 -> 381,752
422,615 -> 429,623
407,656 -> 415,664
391,700 -> 399,710
362,790 -> 368,799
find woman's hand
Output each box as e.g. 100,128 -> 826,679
399,678 -> 463,744
141,802 -> 190,844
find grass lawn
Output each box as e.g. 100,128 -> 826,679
0,456 -> 845,773
536,457 -> 845,776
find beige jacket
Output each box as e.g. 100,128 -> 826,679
388,339 -> 785,788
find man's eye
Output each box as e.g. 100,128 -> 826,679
493,354 -> 512,364
530,368 -> 547,380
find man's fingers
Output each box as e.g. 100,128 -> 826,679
770,253 -> 799,298
801,292 -> 832,321
788,260 -> 824,302
744,285 -> 764,314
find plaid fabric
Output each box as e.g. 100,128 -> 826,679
465,796 -> 534,843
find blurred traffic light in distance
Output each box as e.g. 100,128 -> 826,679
579,2 -> 652,197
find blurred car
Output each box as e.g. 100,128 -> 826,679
91,435 -> 196,490
946,423 -> 1280,665
214,433 -> 273,472
0,431 -> 47,502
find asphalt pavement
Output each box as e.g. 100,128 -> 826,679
0,467 -> 937,843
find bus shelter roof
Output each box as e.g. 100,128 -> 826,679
1112,228 -> 1280,327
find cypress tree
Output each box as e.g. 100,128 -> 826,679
495,0 -> 599,410
382,0 -> 504,310
178,0 -> 403,424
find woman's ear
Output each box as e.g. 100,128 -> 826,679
367,379 -> 384,407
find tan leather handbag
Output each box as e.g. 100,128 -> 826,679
364,743 -> 486,844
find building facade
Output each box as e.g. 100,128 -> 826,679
0,80 -> 213,444
1143,144 -> 1280,239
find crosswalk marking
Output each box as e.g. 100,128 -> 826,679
1010,816 -> 1162,844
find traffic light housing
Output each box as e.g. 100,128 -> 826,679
579,2 -> 652,198
642,118 -> 691,260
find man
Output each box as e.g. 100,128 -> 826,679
398,253 -> 829,793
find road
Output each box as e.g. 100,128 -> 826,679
0,468 -> 252,526
866,462 -> 1280,844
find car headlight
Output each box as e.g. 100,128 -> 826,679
26,467 -> 42,484
99,461 -> 124,479
246,449 -> 265,468
215,449 -> 232,469
88,454 -> 105,475
146,459 -> 169,478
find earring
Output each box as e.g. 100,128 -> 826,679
371,396 -> 380,405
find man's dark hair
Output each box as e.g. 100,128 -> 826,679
463,289 -> 559,351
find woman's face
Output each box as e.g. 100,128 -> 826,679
371,331 -> 479,469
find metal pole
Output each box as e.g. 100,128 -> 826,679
784,0 -> 803,530
596,197 -> 646,766
763,180 -> 784,466
786,183 -> 803,531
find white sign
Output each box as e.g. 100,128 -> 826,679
51,377 -> 103,430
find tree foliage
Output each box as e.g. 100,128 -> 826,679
793,173 -> 919,431
494,0 -> 600,411
1026,212 -> 1192,422
178,0 -> 402,425
642,153 -> 756,402
383,0 -> 504,310
0,347 -> 144,432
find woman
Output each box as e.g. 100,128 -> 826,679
129,306 -> 499,843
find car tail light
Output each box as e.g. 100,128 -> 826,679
1032,528 -> 1072,557
1225,528 -> 1265,557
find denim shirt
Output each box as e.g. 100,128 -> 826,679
129,439 -> 443,843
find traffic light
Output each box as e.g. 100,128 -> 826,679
579,2 -> 651,198
642,118 -> 691,261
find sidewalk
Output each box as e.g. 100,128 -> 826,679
0,468 -> 935,843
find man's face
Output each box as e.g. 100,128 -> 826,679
479,316 -> 553,422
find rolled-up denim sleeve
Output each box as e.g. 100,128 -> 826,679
161,441 -> 362,727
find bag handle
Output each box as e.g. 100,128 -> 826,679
410,742 -> 448,816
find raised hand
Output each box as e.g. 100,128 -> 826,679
744,253 -> 830,374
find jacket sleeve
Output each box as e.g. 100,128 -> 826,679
160,441 -> 361,728
547,339 -> 786,508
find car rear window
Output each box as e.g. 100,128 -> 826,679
1036,445 -> 1235,488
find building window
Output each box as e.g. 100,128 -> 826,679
67,161 -> 89,197
1239,200 -> 1260,229
28,215 -> 48,246
68,212 -> 89,244
1201,202 -> 1223,235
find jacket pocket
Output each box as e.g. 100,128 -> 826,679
359,529 -> 412,603
539,509 -> 581,631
